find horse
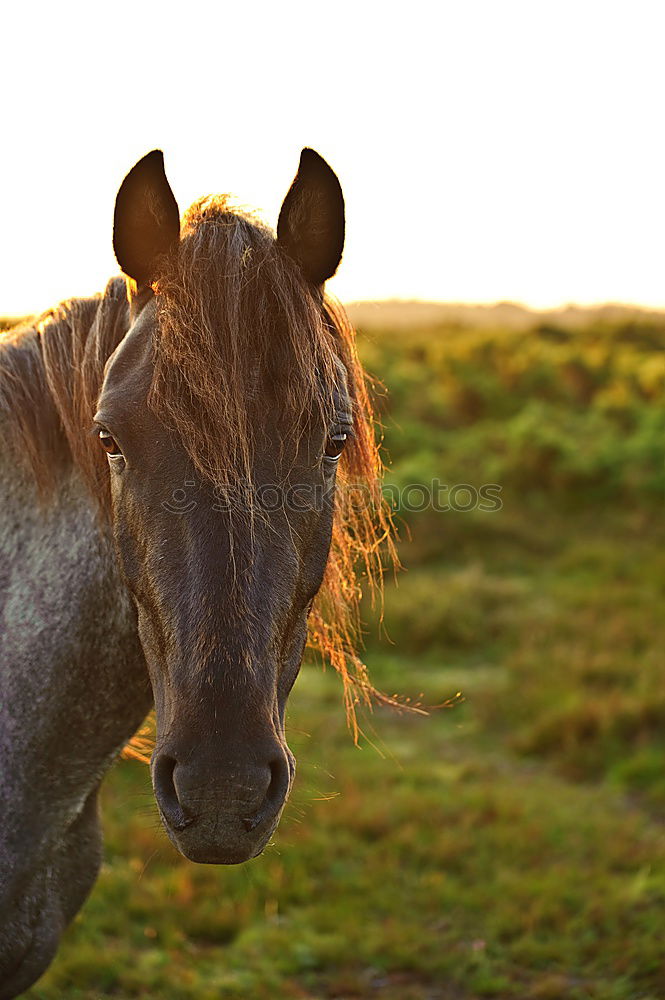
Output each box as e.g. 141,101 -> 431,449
0,148 -> 391,998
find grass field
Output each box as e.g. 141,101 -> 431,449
25,304 -> 665,999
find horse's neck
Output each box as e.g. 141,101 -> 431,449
0,318 -> 151,826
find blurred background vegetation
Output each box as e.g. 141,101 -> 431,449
20,302 -> 665,999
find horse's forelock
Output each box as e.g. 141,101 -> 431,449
150,196 -> 338,500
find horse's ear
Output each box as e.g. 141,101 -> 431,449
113,150 -> 180,287
277,148 -> 345,286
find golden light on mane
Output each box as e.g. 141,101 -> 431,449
308,297 -> 404,741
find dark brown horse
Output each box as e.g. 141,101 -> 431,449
0,149 -> 391,997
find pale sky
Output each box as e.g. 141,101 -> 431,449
2,0 -> 665,315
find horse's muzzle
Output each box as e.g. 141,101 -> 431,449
150,740 -> 295,864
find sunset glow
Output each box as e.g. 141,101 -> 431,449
2,0 -> 665,315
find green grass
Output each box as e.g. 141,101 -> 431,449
25,311 -> 665,999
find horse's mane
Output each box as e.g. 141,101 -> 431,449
0,277 -> 130,497
0,199 -> 399,737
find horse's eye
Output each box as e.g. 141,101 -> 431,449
325,433 -> 348,461
98,429 -> 123,457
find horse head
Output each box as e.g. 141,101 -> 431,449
98,149 -> 349,863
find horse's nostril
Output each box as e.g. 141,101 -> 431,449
153,746 -> 291,847
152,754 -> 194,832
242,753 -> 291,833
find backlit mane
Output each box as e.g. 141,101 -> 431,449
0,200 -> 399,737
0,278 -> 130,499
